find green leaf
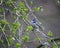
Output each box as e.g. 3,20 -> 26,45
0,20 -> 9,25
18,2 -> 28,15
48,38 -> 54,43
6,1 -> 12,7
45,46 -> 48,48
12,0 -> 17,4
34,7 -> 40,12
26,26 -> 33,31
24,8 -> 28,12
22,35 -> 29,42
12,22 -> 21,28
14,16 -> 17,19
14,8 -> 19,12
7,35 -> 13,46
16,43 -> 21,48
0,26 -> 2,32
0,7 -> 3,12
57,41 -> 60,44
22,11 -> 26,15
14,8 -> 17,12
34,37 -> 42,41
19,2 -> 25,7
47,31 -> 53,37
53,44 -> 58,48
21,15 -> 26,19
12,22 -> 21,34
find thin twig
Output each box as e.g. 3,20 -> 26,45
2,25 -> 9,47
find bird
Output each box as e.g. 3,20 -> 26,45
31,18 -> 43,31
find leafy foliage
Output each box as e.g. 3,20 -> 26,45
53,44 -> 58,48
12,22 -> 21,34
0,7 -> 3,12
47,31 -> 53,37
0,26 -> 2,32
34,7 -> 40,12
12,0 -> 17,4
16,43 -> 21,48
14,16 -> 17,19
18,2 -> 28,15
57,41 -> 60,44
0,20 -> 9,25
48,38 -> 54,43
22,35 -> 29,42
26,25 -> 33,31
0,19 -> 9,30
21,15 -> 27,19
6,0 -> 12,7
34,37 -> 42,41
7,35 -> 14,46
34,6 -> 44,12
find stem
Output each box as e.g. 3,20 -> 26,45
2,25 -> 9,47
